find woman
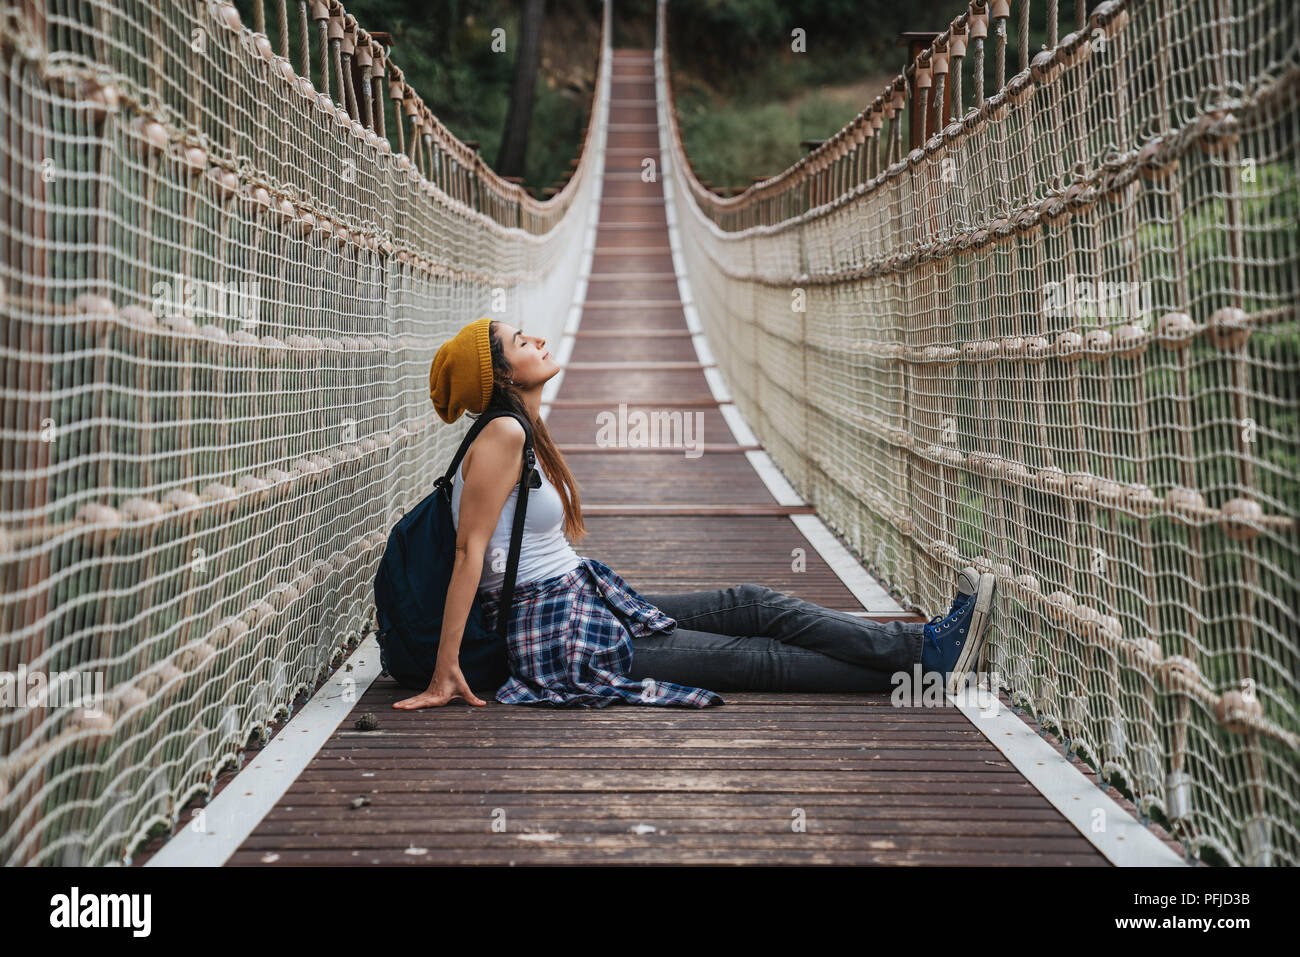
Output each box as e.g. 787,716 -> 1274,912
393,317 -> 994,710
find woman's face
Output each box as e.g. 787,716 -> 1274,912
496,322 -> 558,389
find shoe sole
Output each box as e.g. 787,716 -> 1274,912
956,566 -> 979,599
946,572 -> 996,696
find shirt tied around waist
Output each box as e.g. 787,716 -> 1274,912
478,556 -> 724,708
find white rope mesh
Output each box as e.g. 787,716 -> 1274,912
657,0 -> 1298,865
0,0 -> 611,865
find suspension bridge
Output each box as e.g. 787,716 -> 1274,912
1,0 -> 1296,867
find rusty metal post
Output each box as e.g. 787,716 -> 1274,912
898,32 -> 940,150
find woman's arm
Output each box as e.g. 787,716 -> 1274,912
438,417 -> 527,668
393,415 -> 527,709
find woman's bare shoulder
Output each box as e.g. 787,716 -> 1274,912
463,415 -> 526,474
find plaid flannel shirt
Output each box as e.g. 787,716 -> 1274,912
479,557 -> 724,708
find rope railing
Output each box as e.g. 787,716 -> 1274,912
0,0 -> 612,865
657,0 -> 1299,865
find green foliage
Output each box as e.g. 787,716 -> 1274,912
674,80 -> 866,187
340,0 -> 599,192
668,0 -> 1100,189
232,0 -> 599,193
668,0 -> 960,100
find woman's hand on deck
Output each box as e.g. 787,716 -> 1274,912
392,664 -> 487,709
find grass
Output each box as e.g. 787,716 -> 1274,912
673,75 -> 884,190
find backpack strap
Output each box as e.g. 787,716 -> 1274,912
433,409 -> 537,641
495,436 -> 535,640
433,411 -> 510,496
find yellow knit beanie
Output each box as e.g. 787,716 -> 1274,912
429,317 -> 495,423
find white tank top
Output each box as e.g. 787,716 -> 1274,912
450,440 -> 583,593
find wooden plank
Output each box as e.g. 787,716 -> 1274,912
575,516 -> 898,602
552,368 -> 714,400
252,819 -> 1085,840
600,134 -> 655,151
256,791 -> 1062,810
570,310 -> 686,330
317,740 -> 1011,752
580,298 -> 682,308
288,758 -> 1028,774
599,194 -> 664,213
545,397 -> 719,406
571,329 -> 694,336
560,451 -> 780,504
586,245 -> 675,253
607,107 -> 656,124
557,444 -> 759,453
589,253 -> 676,272
593,220 -> 669,230
603,159 -> 663,173
581,505 -> 814,515
567,337 -> 698,362
585,278 -> 680,299
544,406 -> 734,444
275,770 -> 1047,797
228,847 -> 1108,866
563,360 -> 714,370
262,804 -> 1074,821
234,833 -> 1096,855
603,179 -> 664,197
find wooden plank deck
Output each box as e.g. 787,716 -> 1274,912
228,695 -> 1109,866
225,48 -> 1114,866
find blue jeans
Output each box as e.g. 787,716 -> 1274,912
624,583 -> 926,693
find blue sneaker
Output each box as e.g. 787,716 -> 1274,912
922,571 -> 996,695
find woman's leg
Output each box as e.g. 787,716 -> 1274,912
637,583 -> 924,675
623,623 -> 904,693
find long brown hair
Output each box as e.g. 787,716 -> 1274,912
465,320 -> 587,545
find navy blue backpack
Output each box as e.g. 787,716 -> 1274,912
374,409 -> 540,692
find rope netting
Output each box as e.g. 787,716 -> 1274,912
0,0 -> 611,864
658,0 -> 1298,865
